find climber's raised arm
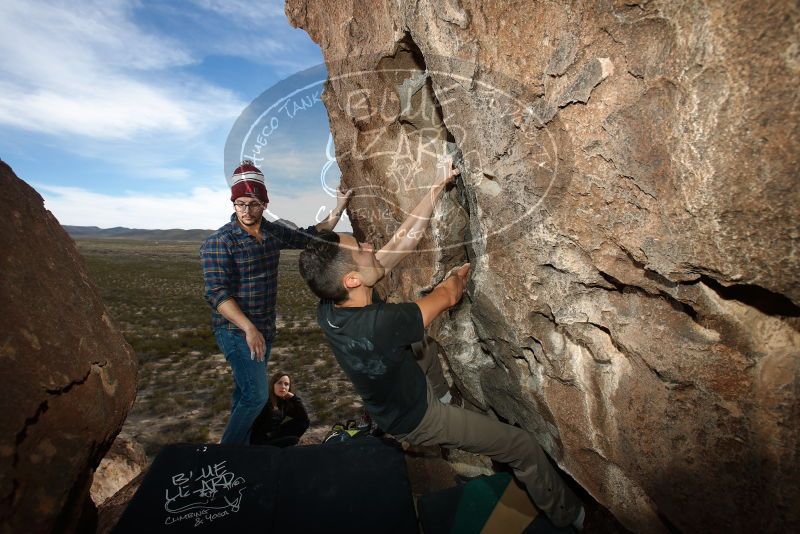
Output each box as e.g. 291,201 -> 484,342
375,157 -> 459,273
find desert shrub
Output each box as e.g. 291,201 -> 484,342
310,395 -> 327,411
181,425 -> 210,443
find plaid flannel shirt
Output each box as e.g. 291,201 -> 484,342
200,214 -> 317,340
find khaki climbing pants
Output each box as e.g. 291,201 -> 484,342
402,338 -> 583,528
411,335 -> 450,399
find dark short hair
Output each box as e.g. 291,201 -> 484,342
299,230 -> 353,302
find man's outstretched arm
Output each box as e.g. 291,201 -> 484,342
315,186 -> 353,232
375,157 -> 459,273
415,263 -> 470,327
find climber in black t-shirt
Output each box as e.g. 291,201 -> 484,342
317,287 -> 427,436
299,157 -> 585,530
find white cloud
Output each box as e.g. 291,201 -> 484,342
189,0 -> 286,21
38,183 -> 352,231
0,79 -> 241,140
0,0 -> 244,139
148,167 -> 194,181
0,0 -> 331,208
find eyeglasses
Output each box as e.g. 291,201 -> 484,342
233,201 -> 265,211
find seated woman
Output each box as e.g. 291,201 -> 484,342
250,371 -> 310,447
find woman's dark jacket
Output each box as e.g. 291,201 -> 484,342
250,395 -> 310,446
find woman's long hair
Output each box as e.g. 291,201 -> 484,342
268,371 -> 293,409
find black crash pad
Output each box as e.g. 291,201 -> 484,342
113,437 -> 417,533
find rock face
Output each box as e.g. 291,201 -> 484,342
286,1 -> 799,532
0,161 -> 137,532
90,434 -> 147,506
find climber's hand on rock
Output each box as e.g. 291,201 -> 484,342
416,263 -> 471,326
335,185 -> 353,212
439,263 -> 471,306
436,155 -> 460,187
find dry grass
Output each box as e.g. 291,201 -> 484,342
77,238 -> 361,459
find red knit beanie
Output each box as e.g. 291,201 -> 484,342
230,160 -> 269,203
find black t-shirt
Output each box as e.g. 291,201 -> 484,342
317,291 -> 427,435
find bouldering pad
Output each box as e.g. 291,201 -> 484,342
112,437 -> 417,533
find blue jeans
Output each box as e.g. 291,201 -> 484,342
214,328 -> 272,445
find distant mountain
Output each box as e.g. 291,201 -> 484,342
64,225 -> 213,241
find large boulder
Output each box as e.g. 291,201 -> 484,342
0,161 -> 137,532
285,1 -> 799,532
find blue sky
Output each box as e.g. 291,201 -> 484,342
0,0 -> 347,229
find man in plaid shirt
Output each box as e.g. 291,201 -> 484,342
201,160 -> 352,445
